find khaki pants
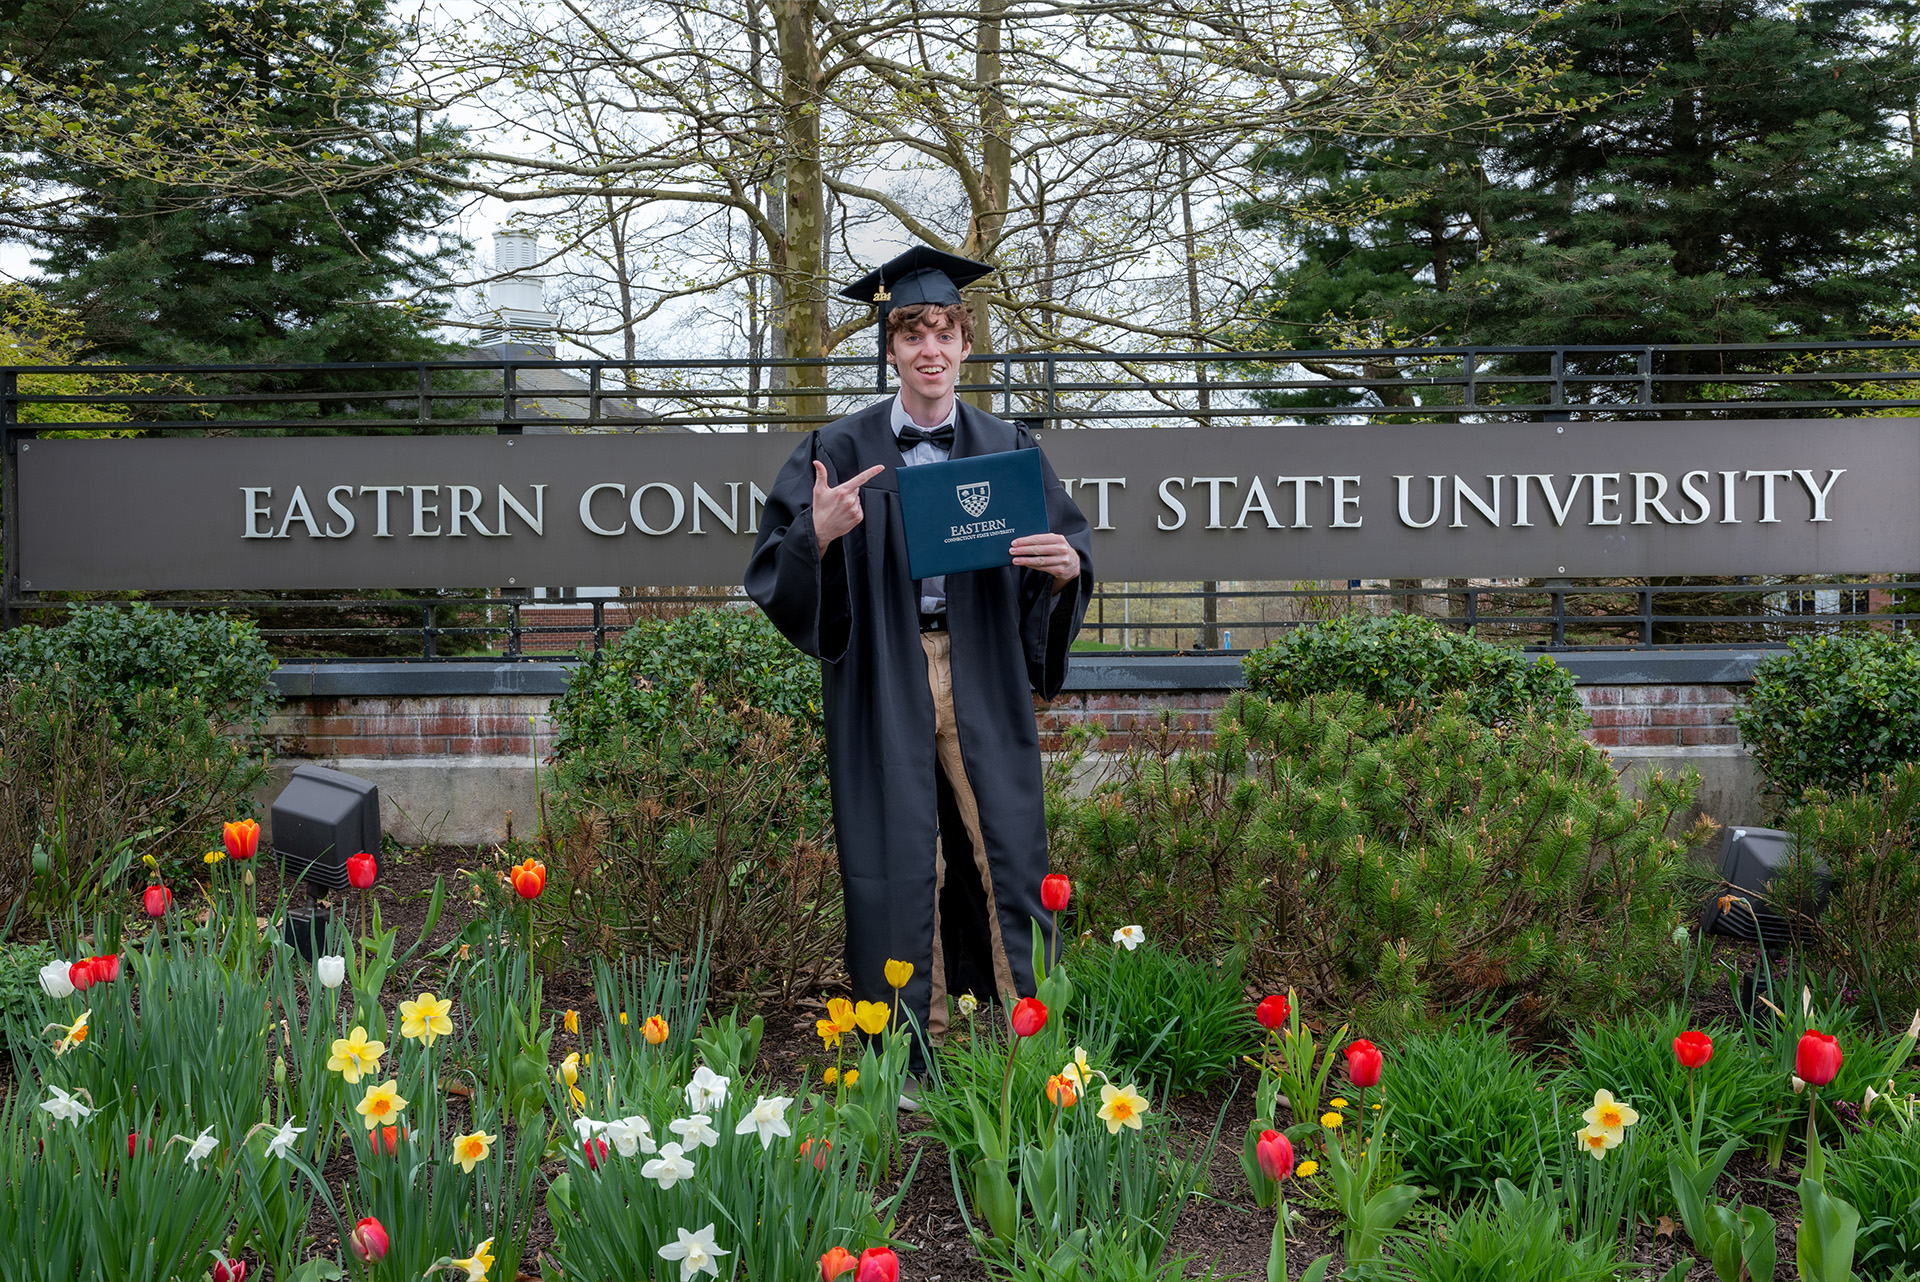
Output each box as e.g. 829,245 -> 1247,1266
922,630 -> 1017,1046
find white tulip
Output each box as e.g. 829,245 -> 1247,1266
315,955 -> 346,989
38,960 -> 74,1000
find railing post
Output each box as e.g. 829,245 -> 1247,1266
422,599 -> 437,659
1638,348 -> 1653,408
1640,587 -> 1654,645
593,599 -> 606,654
1551,584 -> 1567,647
499,361 -> 522,435
417,364 -> 431,424
1545,348 -> 1570,422
1463,350 -> 1477,409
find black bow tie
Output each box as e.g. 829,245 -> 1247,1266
896,421 -> 955,451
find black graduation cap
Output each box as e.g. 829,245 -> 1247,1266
841,246 -> 994,389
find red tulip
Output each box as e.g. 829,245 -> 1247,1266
509,857 -> 547,900
367,1125 -> 399,1156
1674,1030 -> 1714,1069
143,884 -> 171,917
1041,874 -> 1072,912
1255,1128 -> 1294,1183
583,1137 -> 609,1170
1796,1030 -> 1843,1087
1010,997 -> 1048,1038
212,1258 -> 246,1282
223,819 -> 260,861
1255,994 -> 1290,1031
345,851 -> 377,890
128,1131 -> 138,1158
68,961 -> 94,992
820,1248 -> 858,1281
855,1248 -> 901,1282
349,1217 -> 390,1262
1345,1039 -> 1382,1088
88,955 -> 121,984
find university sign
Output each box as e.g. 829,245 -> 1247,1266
11,418 -> 1916,589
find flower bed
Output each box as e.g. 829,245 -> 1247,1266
6,832 -> 1920,1281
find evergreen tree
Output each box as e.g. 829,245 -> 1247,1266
1242,0 -> 1920,352
3,0 -> 464,367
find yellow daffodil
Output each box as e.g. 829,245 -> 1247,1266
1581,1090 -> 1639,1141
852,1001 -> 889,1035
1577,1124 -> 1619,1159
448,1237 -> 495,1281
355,1080 -> 408,1131
328,1027 -> 385,1084
451,1130 -> 495,1173
563,1009 -> 580,1035
45,1009 -> 89,1056
816,1019 -> 842,1050
643,1015 -> 670,1045
1061,1046 -> 1102,1090
399,992 -> 454,1047
1295,1159 -> 1320,1177
1098,1082 -> 1150,1134
203,850 -> 225,865
826,997 -> 858,1034
619,1011 -> 628,1025
884,959 -> 914,989
1321,1112 -> 1344,1129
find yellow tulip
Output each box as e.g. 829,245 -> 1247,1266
557,1052 -> 580,1088
816,1019 -> 842,1050
827,997 -> 858,1034
398,992 -> 454,1047
563,1009 -> 580,1035
884,959 -> 914,989
853,1001 -> 889,1035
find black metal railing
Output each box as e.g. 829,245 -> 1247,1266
6,341 -> 1920,657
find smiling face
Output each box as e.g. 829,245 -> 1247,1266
887,308 -> 972,406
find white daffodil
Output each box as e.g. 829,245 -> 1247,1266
264,1120 -> 305,1161
38,960 -> 74,999
670,1113 -> 720,1150
641,1141 -> 696,1190
40,1085 -> 91,1126
572,1115 -> 604,1144
603,1115 -> 656,1157
733,1095 -> 793,1149
1060,1045 -> 1102,1090
657,1223 -> 730,1280
182,1125 -> 218,1168
1113,925 -> 1145,951
686,1065 -> 730,1114
316,955 -> 347,989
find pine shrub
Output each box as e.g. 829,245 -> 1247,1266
1787,764 -> 1920,1016
1240,613 -> 1581,730
1048,689 -> 1711,1032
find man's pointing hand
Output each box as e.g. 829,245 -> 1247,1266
812,461 -> 886,550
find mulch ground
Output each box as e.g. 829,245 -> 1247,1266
8,843 -> 1806,1280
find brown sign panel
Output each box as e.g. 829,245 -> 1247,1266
14,419 -> 1918,590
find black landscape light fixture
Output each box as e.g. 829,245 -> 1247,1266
273,763 -> 382,895
1697,824 -> 1831,950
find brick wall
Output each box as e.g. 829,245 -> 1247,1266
265,684 -> 1743,760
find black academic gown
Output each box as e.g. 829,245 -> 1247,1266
744,399 -> 1093,1039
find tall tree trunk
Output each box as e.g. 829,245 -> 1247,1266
961,0 -> 1010,411
774,0 -> 827,420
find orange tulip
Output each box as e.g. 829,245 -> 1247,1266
223,819 -> 260,861
1046,1074 -> 1079,1108
820,1247 -> 857,1280
509,858 -> 547,900
642,1015 -> 670,1045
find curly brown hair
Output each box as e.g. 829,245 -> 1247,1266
886,301 -> 974,350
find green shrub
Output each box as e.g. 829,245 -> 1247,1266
0,940 -> 55,1044
1048,690 -> 1711,1032
1,674 -> 269,925
1734,630 -> 1920,804
1061,938 -> 1256,1095
0,603 -> 278,736
1240,613 -> 1581,730
1390,1179 -> 1625,1282
1384,1019 -> 1553,1203
1825,1119 -> 1920,1273
548,607 -> 821,760
1785,764 -> 1920,1016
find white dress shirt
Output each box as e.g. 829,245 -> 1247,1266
890,392 -> 955,615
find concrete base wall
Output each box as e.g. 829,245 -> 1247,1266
257,743 -> 1771,848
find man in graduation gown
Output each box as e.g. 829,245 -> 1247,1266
744,247 -> 1093,1070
